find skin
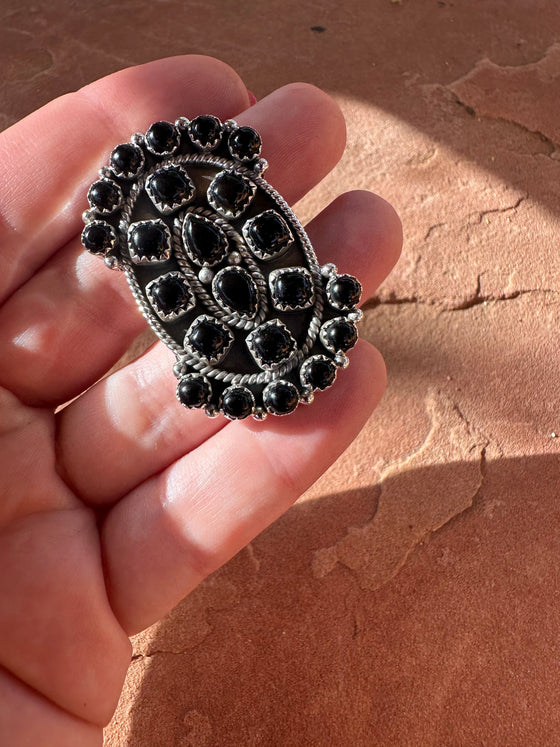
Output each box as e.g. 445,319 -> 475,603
0,56 -> 402,746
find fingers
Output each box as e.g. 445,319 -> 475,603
0,82 -> 346,406
0,55 -> 250,304
102,340 -> 386,634
56,189 -> 402,506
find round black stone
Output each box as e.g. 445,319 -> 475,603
110,143 -> 143,177
209,172 -> 253,216
304,357 -> 337,390
184,214 -> 228,265
326,319 -> 358,352
221,387 -> 254,419
81,222 -> 114,254
149,169 -> 192,205
273,270 -> 313,308
177,377 -> 210,408
264,381 -> 299,415
228,126 -> 262,161
215,269 -> 258,317
252,324 -> 294,365
129,223 -> 168,260
329,274 -> 362,308
145,121 -> 179,154
189,320 -> 230,360
151,276 -> 190,315
188,115 -> 222,148
88,180 -> 121,212
248,212 -> 291,256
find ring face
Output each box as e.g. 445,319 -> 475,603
82,115 -> 362,419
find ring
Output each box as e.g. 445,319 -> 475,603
81,115 -> 363,420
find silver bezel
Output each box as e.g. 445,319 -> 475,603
176,373 -> 212,409
207,170 -> 256,219
87,178 -> 123,215
81,220 -> 117,255
246,319 -> 297,370
319,317 -> 358,354
326,273 -> 363,311
299,354 -> 338,391
182,212 -> 229,267
144,121 -> 180,157
268,266 -> 315,311
262,379 -> 300,416
219,385 -> 255,420
127,219 -> 172,264
227,126 -> 262,162
187,115 -> 223,151
183,314 -> 234,365
146,166 -> 195,215
212,266 -> 259,320
109,142 -> 145,180
242,209 -> 294,261
146,272 -> 195,321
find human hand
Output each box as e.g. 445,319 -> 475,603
0,56 -> 401,745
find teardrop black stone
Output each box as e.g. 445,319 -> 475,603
145,121 -> 179,154
129,222 -> 169,261
81,222 -> 114,254
188,115 -> 222,148
247,211 -> 292,257
149,169 -> 193,205
110,143 -> 143,177
88,180 -> 121,212
264,381 -> 299,415
272,270 -> 313,308
228,126 -> 262,161
184,214 -> 228,265
251,324 -> 295,366
208,172 -> 254,216
329,274 -> 362,308
221,387 -> 254,419
151,276 -> 191,315
177,377 -> 210,408
215,269 -> 258,317
327,320 -> 357,352
188,319 -> 230,360
304,357 -> 337,390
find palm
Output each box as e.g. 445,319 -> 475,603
0,56 -> 400,746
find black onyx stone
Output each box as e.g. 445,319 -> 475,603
208,172 -> 253,216
146,121 -> 179,154
305,358 -> 337,390
81,222 -> 114,254
248,212 -> 291,257
184,215 -> 228,265
251,324 -> 294,366
329,274 -> 362,308
215,269 -> 258,317
326,320 -> 358,352
189,319 -> 230,360
264,381 -> 299,415
272,270 -> 313,309
177,377 -> 210,408
221,387 -> 254,419
228,126 -> 262,161
110,143 -> 143,177
149,169 -> 193,206
88,180 -> 121,212
188,115 -> 222,148
151,276 -> 191,315
129,222 -> 168,261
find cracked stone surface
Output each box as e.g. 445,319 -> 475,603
3,1 -> 560,745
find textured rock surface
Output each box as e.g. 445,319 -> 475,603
3,0 -> 560,744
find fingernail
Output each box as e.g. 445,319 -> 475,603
247,90 -> 258,106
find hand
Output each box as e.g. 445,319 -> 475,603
0,56 -> 401,746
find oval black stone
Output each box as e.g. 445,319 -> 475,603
88,180 -> 121,212
329,274 -> 362,308
184,214 -> 228,265
264,381 -> 299,415
305,357 -> 337,390
228,126 -> 262,161
188,115 -> 222,148
248,211 -> 291,257
215,269 -> 258,317
208,172 -> 253,216
221,387 -> 254,419
110,143 -> 143,177
251,325 -> 294,365
81,222 -> 114,254
326,319 -> 358,352
129,222 -> 168,260
189,319 -> 230,360
145,121 -> 179,154
273,270 -> 313,308
151,276 -> 190,315
177,377 -> 210,408
149,169 -> 192,205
